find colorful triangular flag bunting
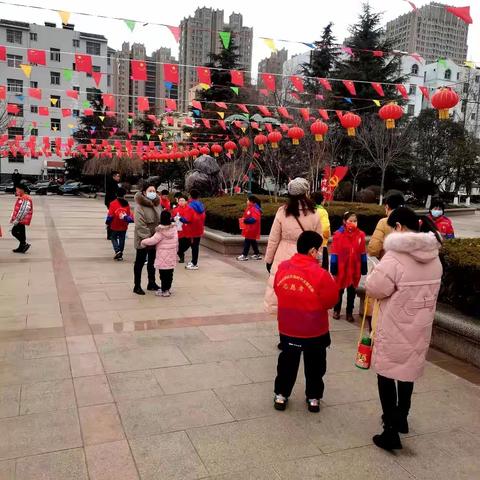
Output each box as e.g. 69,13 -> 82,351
219,31 -> 231,49
124,19 -> 136,32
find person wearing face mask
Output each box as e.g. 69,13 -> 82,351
133,182 -> 162,295
171,193 -> 190,263
365,207 -> 443,451
273,231 -> 339,413
330,212 -> 368,322
428,200 -> 454,240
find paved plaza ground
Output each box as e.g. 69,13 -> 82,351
0,194 -> 480,480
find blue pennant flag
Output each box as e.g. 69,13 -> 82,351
344,97 -> 353,104
164,81 -> 173,90
192,109 -> 201,117
16,95 -> 25,102
302,42 -> 315,49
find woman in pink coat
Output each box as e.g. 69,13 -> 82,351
264,178 -> 323,313
141,211 -> 179,297
365,207 -> 443,451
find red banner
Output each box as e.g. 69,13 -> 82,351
320,166 -> 348,201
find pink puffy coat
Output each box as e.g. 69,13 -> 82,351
366,232 -> 443,382
264,206 -> 322,313
141,224 -> 178,270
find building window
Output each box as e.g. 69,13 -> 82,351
50,71 -> 61,85
30,128 -> 38,136
72,109 -> 80,117
7,79 -> 23,93
107,74 -> 111,87
457,72 -> 460,80
86,41 -> 101,55
86,87 -> 97,102
73,39 -> 80,48
411,64 -> 419,75
29,32 -> 37,41
463,83 -> 469,94
50,48 -> 61,62
86,65 -> 100,78
409,84 -> 416,95
475,75 -> 480,84
8,127 -> 24,138
7,54 -> 22,68
30,105 -> 38,113
7,29 -> 22,44
471,113 -> 476,120
407,104 -> 415,116
445,69 -> 452,80
50,95 -> 61,108
73,86 -> 80,92
30,80 -> 38,88
51,118 -> 61,131
107,53 -> 111,66
8,153 -> 24,163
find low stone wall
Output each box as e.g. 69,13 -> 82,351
201,227 -> 269,256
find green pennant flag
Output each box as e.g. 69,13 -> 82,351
82,100 -> 91,108
437,57 -> 447,67
219,31 -> 231,49
230,86 -> 239,95
128,118 -> 133,124
242,113 -> 250,120
124,19 -> 136,32
63,68 -> 73,81
146,133 -> 151,140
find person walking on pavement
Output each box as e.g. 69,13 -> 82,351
104,171 -> 121,240
237,195 -> 263,261
366,207 -> 443,451
11,169 -> 22,192
10,182 -> 33,253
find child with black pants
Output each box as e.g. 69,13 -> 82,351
237,195 -> 262,261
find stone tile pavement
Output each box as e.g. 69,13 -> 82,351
0,194 -> 479,479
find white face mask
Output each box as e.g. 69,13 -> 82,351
118,183 -> 122,188
431,209 -> 443,218
146,191 -> 157,201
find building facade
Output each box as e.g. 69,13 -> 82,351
0,19 -> 109,179
385,2 -> 469,65
178,8 -> 253,111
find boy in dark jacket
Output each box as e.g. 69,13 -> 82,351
273,231 -> 339,412
106,188 -> 133,260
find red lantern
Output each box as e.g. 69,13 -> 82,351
224,140 -> 237,154
239,137 -> 250,151
190,148 -> 199,157
287,126 -> 305,145
267,131 -> 282,149
431,87 -> 460,120
199,146 -> 210,155
340,112 -> 361,137
310,120 -> 328,142
378,103 -> 403,129
254,133 -> 268,150
210,144 -> 223,157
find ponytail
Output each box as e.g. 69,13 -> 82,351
419,215 -> 443,244
388,207 -> 442,244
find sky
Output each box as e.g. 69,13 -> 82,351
1,0 -> 479,73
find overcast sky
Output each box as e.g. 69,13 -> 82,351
2,0 -> 479,72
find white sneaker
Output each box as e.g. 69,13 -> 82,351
250,254 -> 263,260
274,394 -> 288,411
155,290 -> 163,297
185,263 -> 199,270
162,290 -> 171,297
236,255 -> 249,261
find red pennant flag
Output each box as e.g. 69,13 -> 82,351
277,106 -> 291,119
237,104 -> 249,113
0,85 -> 5,100
233,120 -> 244,129
0,46 -> 5,61
290,75 -> 305,93
404,0 -> 417,11
167,25 -> 180,42
84,108 -> 93,116
218,120 -> 226,130
197,66 -> 211,85
201,118 -> 211,129
27,49 -> 46,65
318,109 -> 329,120
371,82 -> 385,97
280,124 -> 289,132
419,86 -> 430,100
265,123 -> 273,133
396,84 -> 408,99
28,87 -> 42,100
66,89 -> 79,99
258,105 -> 272,116
250,122 -> 260,129
165,98 -> 177,111
92,71 -> 102,87
410,53 -> 423,63
137,96 -> 150,111
446,6 -> 472,24
261,73 -> 276,91
39,106 -> 49,116
183,118 -> 193,126
300,108 -> 310,121
61,108 -> 72,118
373,50 -> 384,57
163,63 -> 178,84
335,110 -> 344,120
191,100 -> 202,111
102,93 -> 115,109
131,60 -> 147,81
7,104 -> 19,115
230,70 -> 244,87
342,80 -> 356,96
319,78 -> 332,91
215,102 -> 227,109
75,54 -> 93,74
106,111 -> 116,117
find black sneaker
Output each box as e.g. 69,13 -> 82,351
147,283 -> 160,291
12,246 -> 23,253
306,398 -> 320,413
114,251 -> 122,260
373,429 -> 402,451
133,286 -> 145,295
21,243 -> 31,253
274,394 -> 288,411
178,255 -> 185,264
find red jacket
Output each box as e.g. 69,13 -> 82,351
171,204 -> 190,239
183,200 -> 206,238
10,194 -> 33,226
274,254 -> 339,338
428,214 -> 454,239
241,203 -> 262,240
106,198 -> 133,232
160,197 -> 171,211
330,227 -> 367,289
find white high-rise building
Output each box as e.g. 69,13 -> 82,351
0,19 -> 109,179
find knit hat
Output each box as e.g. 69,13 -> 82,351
287,177 -> 310,196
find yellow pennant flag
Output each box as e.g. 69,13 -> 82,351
241,127 -> 247,133
52,126 -> 58,132
217,111 -> 225,119
67,123 -> 75,129
158,134 -> 163,140
263,38 -> 277,52
50,98 -> 58,106
99,116 -> 105,122
464,61 -> 475,69
20,64 -> 32,78
199,83 -> 210,90
372,99 -> 381,107
58,10 -> 71,25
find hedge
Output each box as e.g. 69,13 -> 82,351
439,239 -> 480,319
202,195 -> 385,236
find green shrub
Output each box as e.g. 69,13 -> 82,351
439,239 -> 480,319
202,195 -> 385,236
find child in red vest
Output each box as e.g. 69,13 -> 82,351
273,231 -> 339,412
171,193 -> 190,263
330,211 -> 368,322
237,195 -> 262,261
10,182 -> 33,253
159,189 -> 171,211
428,200 -> 454,239
106,188 -> 133,261
180,189 -> 206,270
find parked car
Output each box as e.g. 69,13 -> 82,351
0,181 -> 33,193
58,182 -> 96,195
30,181 -> 60,195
